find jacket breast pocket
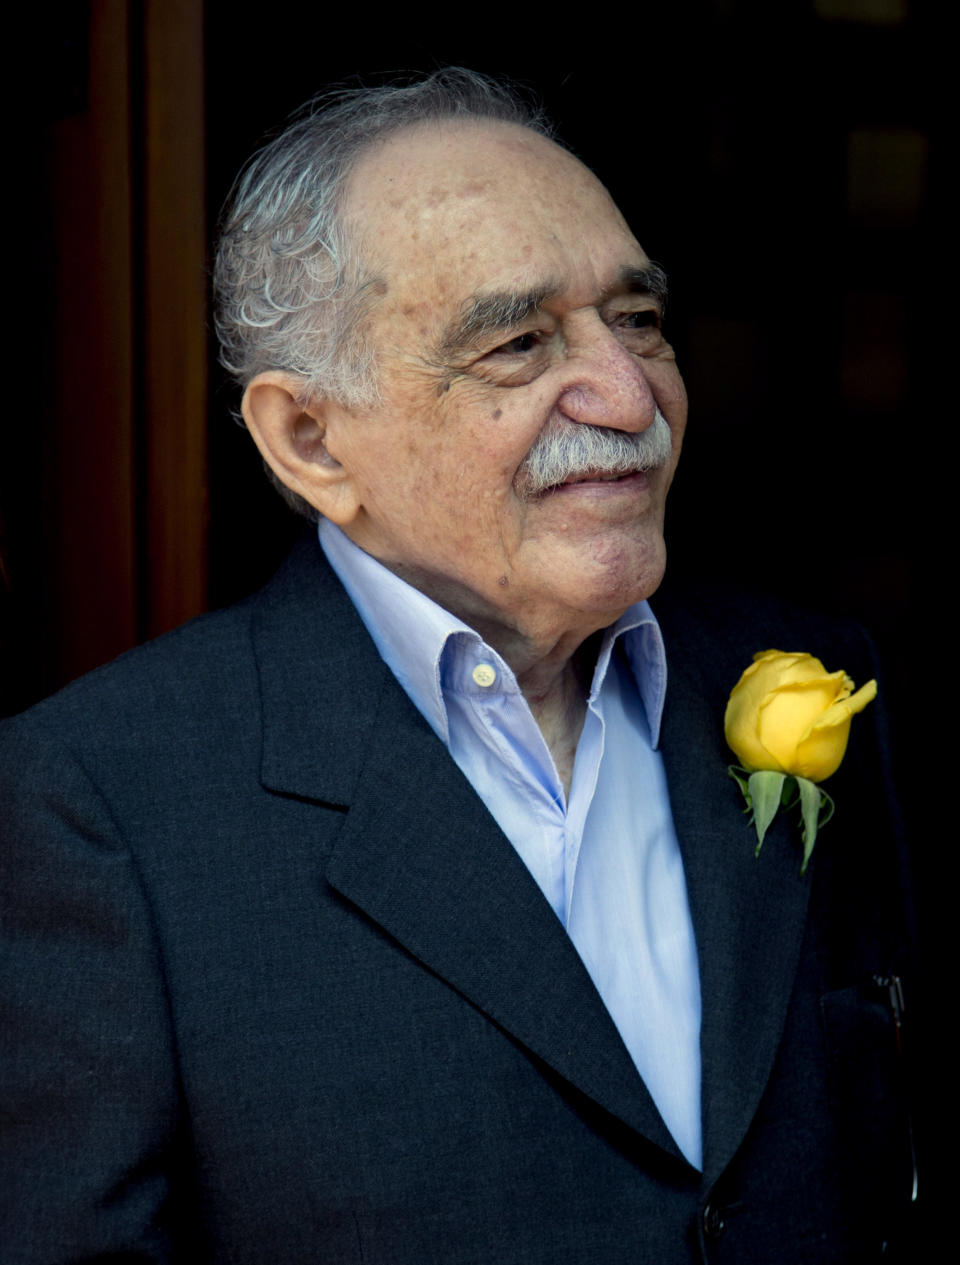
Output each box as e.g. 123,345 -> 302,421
820,976 -> 917,1246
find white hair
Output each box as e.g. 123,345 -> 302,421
214,69 -> 553,519
514,411 -> 675,499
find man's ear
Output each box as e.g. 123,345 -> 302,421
241,372 -> 360,524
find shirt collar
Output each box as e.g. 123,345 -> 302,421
318,520 -> 667,748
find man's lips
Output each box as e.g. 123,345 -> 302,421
564,469 -> 639,484
545,468 -> 650,493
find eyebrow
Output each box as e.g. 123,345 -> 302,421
436,282 -> 562,359
618,262 -> 669,311
435,263 -> 669,361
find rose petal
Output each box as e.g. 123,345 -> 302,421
755,674 -> 850,773
793,679 -> 877,780
747,652 -> 830,690
725,648 -> 877,783
724,653 -> 833,770
793,715 -> 852,781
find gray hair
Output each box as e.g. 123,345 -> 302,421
514,411 -> 675,500
214,68 -> 554,519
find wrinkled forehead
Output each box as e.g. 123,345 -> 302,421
343,121 -> 645,308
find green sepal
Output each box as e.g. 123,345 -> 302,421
795,777 -> 834,874
727,765 -> 751,802
748,770 -> 787,856
780,777 -> 799,809
728,765 -> 837,875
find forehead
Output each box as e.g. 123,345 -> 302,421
344,122 -> 648,324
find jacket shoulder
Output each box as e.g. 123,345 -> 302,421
1,598 -> 257,757
0,533 -> 334,756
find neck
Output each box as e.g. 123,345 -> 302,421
367,549 -> 615,792
437,600 -> 612,800
513,633 -> 601,800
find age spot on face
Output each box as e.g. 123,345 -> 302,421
497,574 -> 509,587
492,409 -> 502,421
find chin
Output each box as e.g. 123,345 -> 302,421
571,535 -> 667,616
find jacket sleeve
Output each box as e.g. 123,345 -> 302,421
1,712 -> 181,1263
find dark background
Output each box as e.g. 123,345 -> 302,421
2,0 -> 941,1235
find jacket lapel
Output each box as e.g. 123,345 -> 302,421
252,536 -> 685,1163
656,595 -> 814,1187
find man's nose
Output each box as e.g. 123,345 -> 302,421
556,322 -> 658,432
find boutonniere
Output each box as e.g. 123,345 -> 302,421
724,650 -> 877,873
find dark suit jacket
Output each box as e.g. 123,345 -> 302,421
1,535 -> 916,1263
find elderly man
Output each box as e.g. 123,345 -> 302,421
1,70 -> 915,1262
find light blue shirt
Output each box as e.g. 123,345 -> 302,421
319,520 -> 702,1169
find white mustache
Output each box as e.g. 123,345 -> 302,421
514,409 -> 674,499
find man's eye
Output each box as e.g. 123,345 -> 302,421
616,309 -> 665,352
493,331 -> 540,355
621,310 -> 660,331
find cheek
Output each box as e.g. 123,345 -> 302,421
646,366 -> 688,453
437,398 -> 544,487
655,364 -> 688,417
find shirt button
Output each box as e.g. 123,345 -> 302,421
472,663 -> 497,688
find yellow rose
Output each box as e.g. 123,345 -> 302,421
724,650 -> 877,783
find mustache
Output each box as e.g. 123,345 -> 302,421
514,409 -> 674,499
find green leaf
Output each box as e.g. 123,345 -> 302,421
818,787 -> 835,831
727,765 -> 751,807
781,778 -> 799,809
796,776 -> 823,874
748,770 -> 787,856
